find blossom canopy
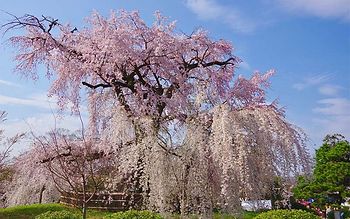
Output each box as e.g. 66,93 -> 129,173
6,10 -> 273,118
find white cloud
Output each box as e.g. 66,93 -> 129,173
186,0 -> 222,20
312,97 -> 350,139
292,83 -> 305,91
276,0 -> 350,22
239,61 -> 251,71
2,113 -> 87,154
0,93 -> 87,113
313,98 -> 350,116
318,84 -> 343,96
292,74 -> 330,90
0,93 -> 57,110
0,79 -> 21,87
185,0 -> 256,33
0,91 -> 88,155
312,116 -> 350,140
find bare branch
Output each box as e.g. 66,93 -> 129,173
2,13 -> 60,35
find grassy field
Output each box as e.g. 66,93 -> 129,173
0,203 -> 110,219
0,203 -> 259,219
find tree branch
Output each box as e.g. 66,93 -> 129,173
82,81 -> 112,89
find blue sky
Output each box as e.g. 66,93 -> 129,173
0,0 -> 349,154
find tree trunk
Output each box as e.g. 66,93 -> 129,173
38,185 -> 45,204
82,178 -> 87,219
82,202 -> 87,219
180,164 -> 191,217
180,193 -> 187,217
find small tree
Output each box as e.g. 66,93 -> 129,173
32,128 -> 116,219
293,134 -> 350,208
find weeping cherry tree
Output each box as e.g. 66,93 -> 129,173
2,10 -> 312,217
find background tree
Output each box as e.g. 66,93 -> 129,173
3,124 -> 116,219
268,177 -> 294,209
0,111 -> 24,207
31,128 -> 116,219
0,111 -> 24,173
4,143 -> 59,207
293,134 -> 350,208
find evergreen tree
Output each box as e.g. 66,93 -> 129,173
293,134 -> 350,208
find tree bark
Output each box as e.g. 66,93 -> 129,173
38,185 -> 45,204
82,178 -> 87,219
82,201 -> 87,219
180,164 -> 191,217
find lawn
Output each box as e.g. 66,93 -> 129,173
0,203 -> 110,219
0,203 -> 260,219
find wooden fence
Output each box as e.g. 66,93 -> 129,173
60,192 -> 143,211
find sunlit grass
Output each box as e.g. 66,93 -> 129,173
0,203 -> 260,219
0,203 -> 110,219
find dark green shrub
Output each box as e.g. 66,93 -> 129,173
104,210 -> 164,219
253,209 -> 320,219
35,210 -> 80,219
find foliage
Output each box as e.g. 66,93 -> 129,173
104,210 -> 163,219
293,134 -> 350,207
253,209 -> 320,219
3,10 -> 312,216
35,210 -> 80,219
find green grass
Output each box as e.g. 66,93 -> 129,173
238,211 -> 260,219
0,203 -> 111,219
0,203 -> 260,219
0,203 -> 72,219
164,211 -> 259,219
